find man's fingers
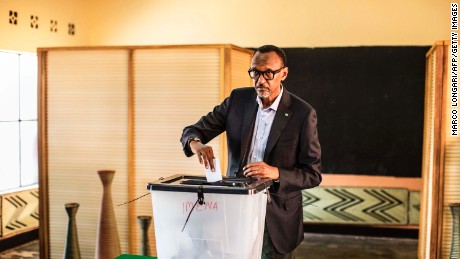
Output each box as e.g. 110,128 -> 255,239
193,145 -> 217,171
209,158 -> 215,172
204,159 -> 210,169
201,153 -> 209,168
242,163 -> 270,178
206,148 -> 216,171
208,149 -> 216,172
200,147 -> 215,171
243,165 -> 257,177
208,148 -> 215,159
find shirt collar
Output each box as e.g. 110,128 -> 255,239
256,85 -> 284,111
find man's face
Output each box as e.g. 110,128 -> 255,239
250,51 -> 288,102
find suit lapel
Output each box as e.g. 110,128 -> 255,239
239,94 -> 258,166
263,90 -> 293,161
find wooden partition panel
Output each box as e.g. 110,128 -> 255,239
418,40 -> 447,259
440,47 -> 460,257
132,47 -> 223,253
44,50 -> 130,258
230,48 -> 253,92
418,41 -> 460,259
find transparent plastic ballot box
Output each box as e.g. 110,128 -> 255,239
147,174 -> 273,259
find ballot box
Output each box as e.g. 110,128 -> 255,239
147,174 -> 272,259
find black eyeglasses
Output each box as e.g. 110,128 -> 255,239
248,67 -> 285,81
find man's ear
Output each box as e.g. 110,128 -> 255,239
282,67 -> 289,81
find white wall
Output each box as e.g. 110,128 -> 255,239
0,0 -> 451,53
0,0 -> 90,52
86,0 -> 451,48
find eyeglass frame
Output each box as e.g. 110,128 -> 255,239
247,66 -> 286,81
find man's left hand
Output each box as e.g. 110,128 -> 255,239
243,162 -> 279,180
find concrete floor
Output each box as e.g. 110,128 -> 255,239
0,233 -> 417,259
298,233 -> 417,259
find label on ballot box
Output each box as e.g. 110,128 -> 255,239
147,175 -> 272,259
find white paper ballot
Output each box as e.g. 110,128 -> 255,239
205,158 -> 223,182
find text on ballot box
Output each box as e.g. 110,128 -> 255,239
147,175 -> 272,259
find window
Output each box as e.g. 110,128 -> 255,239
0,51 -> 38,192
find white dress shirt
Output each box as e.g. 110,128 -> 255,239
247,87 -> 284,164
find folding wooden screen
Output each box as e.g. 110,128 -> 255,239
38,45 -> 253,258
419,41 -> 460,259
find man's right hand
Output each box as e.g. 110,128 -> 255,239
190,140 -> 215,172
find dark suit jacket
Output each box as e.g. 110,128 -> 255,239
180,87 -> 322,254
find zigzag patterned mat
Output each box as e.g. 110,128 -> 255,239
302,187 -> 414,225
1,188 -> 39,236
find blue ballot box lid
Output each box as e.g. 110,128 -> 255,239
147,174 -> 272,195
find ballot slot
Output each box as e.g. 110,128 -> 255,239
180,177 -> 258,187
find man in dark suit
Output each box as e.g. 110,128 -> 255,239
180,45 -> 321,258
